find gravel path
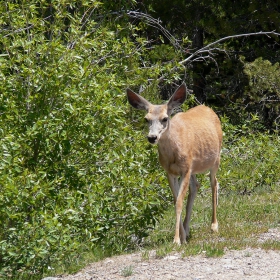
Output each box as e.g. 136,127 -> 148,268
50,229 -> 280,280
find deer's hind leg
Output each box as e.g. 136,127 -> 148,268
183,174 -> 199,239
210,165 -> 219,233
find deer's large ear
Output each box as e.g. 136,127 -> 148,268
167,83 -> 187,113
127,88 -> 150,111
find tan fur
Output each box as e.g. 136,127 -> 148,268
127,83 -> 222,245
159,105 -> 222,175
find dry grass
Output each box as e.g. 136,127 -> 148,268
143,188 -> 280,258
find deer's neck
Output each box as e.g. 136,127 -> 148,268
158,121 -> 175,156
157,120 -> 185,175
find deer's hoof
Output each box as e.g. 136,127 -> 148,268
173,237 -> 181,245
211,222 -> 218,232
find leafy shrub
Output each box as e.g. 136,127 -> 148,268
0,1 -> 173,278
243,57 -> 280,129
219,116 -> 280,194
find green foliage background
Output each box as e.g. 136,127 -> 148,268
0,1 -> 279,279
0,1 -> 171,277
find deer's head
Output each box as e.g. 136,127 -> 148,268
127,83 -> 187,144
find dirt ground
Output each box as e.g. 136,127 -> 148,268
53,228 -> 280,280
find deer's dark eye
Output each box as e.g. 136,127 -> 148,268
162,117 -> 168,122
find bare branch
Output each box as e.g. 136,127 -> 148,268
3,24 -> 34,38
158,31 -> 280,83
127,10 -> 182,51
127,10 -> 280,85
179,31 -> 280,66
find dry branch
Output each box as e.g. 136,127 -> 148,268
127,11 -> 280,85
158,31 -> 280,83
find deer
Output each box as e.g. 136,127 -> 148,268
126,83 -> 223,245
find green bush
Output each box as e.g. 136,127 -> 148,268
0,1 -> 172,278
219,116 -> 280,194
243,57 -> 280,129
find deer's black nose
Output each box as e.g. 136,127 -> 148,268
147,135 -> 157,144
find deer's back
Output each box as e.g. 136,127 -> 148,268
172,105 -> 222,144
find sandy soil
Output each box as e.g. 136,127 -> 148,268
47,228 -> 280,280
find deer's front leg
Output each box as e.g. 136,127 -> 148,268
174,172 -> 191,245
167,174 -> 186,243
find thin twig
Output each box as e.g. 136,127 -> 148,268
127,10 -> 182,51
157,31 -> 280,83
179,31 -> 280,66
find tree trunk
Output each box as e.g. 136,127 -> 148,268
192,28 -> 206,104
